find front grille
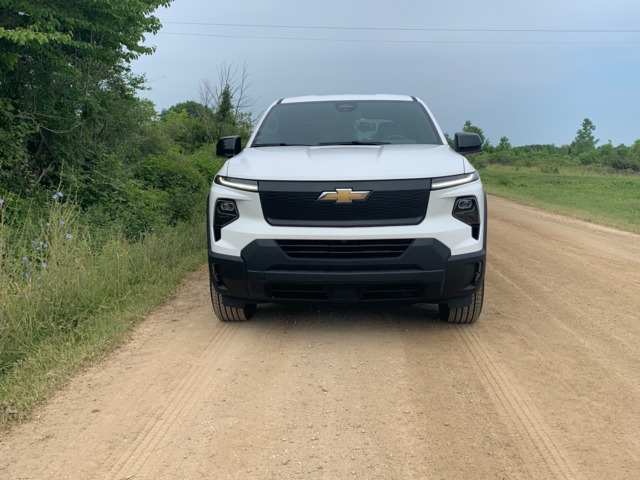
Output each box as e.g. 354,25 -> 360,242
268,283 -> 424,301
275,239 -> 414,259
259,179 -> 430,227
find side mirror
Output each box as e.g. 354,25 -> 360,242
216,136 -> 242,158
454,132 -> 483,156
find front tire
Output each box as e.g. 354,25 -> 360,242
438,280 -> 484,324
209,278 -> 256,322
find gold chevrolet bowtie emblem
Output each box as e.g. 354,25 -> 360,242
317,188 -> 371,203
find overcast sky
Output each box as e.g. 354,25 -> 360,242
132,0 -> 640,147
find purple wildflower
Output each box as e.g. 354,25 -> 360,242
66,234 -> 72,239
60,221 -> 65,225
25,273 -> 29,278
41,263 -> 46,268
57,192 -> 63,197
22,257 -> 27,261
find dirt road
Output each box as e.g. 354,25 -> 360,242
1,195 -> 639,479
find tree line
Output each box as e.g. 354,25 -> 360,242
455,118 -> 640,172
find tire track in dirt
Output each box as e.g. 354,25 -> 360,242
491,262 -> 640,396
102,321 -> 241,479
456,324 -> 580,480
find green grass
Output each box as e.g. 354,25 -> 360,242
0,193 -> 207,427
479,165 -> 640,234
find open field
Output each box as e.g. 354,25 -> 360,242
479,165 -> 640,233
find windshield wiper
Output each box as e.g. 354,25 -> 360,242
252,143 -> 311,147
317,141 -> 390,146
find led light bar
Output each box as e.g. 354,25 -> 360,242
432,172 -> 479,190
215,176 -> 258,192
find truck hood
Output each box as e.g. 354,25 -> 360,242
223,144 -> 471,181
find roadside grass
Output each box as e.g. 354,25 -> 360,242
477,165 -> 640,234
0,194 -> 207,428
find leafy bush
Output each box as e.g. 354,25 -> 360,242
469,155 -> 487,170
491,151 -> 517,166
134,151 -> 210,224
190,145 -> 227,181
155,110 -> 210,154
609,156 -> 640,171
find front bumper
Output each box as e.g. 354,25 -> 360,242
208,238 -> 485,305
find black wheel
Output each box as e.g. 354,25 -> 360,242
438,280 -> 484,324
209,276 -> 256,322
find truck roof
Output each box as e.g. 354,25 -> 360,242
278,94 -> 417,104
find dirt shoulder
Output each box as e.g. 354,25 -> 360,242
1,195 -> 639,479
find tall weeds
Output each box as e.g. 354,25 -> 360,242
0,192 -> 206,424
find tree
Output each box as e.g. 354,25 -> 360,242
161,101 -> 209,120
199,62 -> 256,142
571,118 -> 599,155
496,136 -> 512,151
0,0 -> 172,193
463,120 -> 491,151
609,139 -> 640,171
156,110 -> 209,154
215,84 -> 234,138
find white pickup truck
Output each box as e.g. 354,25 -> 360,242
207,94 -> 486,323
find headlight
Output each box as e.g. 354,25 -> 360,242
214,175 -> 258,192
432,172 -> 479,190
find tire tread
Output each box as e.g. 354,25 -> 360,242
439,280 -> 484,324
210,277 -> 255,322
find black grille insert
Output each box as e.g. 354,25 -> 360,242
361,283 -> 423,300
276,239 -> 414,259
259,179 -> 430,227
268,283 -> 424,301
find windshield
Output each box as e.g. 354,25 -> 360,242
252,100 -> 442,147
